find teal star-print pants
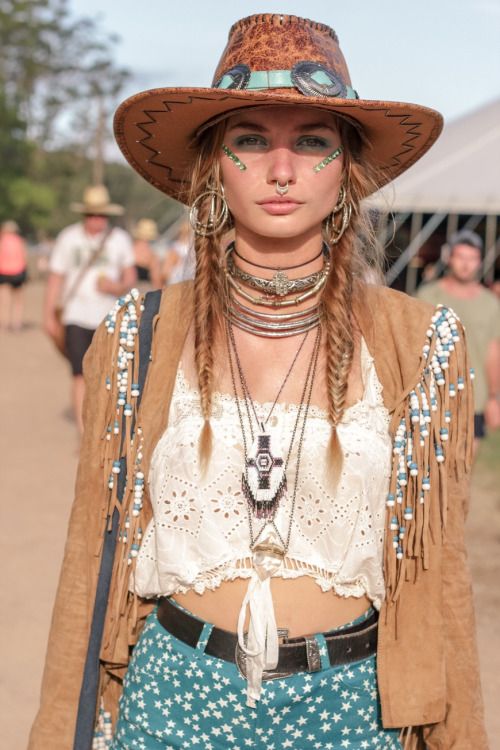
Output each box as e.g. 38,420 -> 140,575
109,606 -> 401,750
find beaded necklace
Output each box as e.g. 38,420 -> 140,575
226,322 -> 321,574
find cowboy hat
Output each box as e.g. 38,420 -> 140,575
132,218 -> 159,242
114,13 -> 443,203
70,185 -> 124,216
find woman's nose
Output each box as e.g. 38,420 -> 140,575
266,148 -> 297,186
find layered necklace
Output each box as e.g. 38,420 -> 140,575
224,241 -> 329,338
227,321 -> 322,573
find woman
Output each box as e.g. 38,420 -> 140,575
0,220 -> 28,331
30,14 -> 487,750
132,218 -> 163,289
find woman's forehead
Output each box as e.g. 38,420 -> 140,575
225,105 -> 339,131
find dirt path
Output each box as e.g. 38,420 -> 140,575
1,280 -> 498,748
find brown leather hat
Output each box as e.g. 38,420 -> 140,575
114,13 -> 443,203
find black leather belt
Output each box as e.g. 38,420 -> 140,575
157,597 -> 378,680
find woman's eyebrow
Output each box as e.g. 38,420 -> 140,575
226,121 -> 268,132
296,122 -> 337,133
226,121 -> 336,134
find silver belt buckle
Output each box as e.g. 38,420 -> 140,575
235,632 -> 294,682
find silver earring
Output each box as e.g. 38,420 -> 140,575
275,180 -> 289,196
325,185 -> 352,245
189,182 -> 229,236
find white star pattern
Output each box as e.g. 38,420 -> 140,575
107,612 -> 401,750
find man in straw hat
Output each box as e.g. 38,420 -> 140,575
44,184 -> 136,433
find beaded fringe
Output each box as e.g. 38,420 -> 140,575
383,306 -> 473,604
99,289 -> 150,650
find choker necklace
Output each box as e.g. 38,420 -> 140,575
227,252 -> 327,298
224,242 -> 330,309
232,242 -> 325,271
225,265 -> 329,308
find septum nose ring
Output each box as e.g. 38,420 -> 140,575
275,180 -> 289,196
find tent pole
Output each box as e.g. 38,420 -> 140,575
405,213 -> 423,294
385,212 -> 446,288
446,213 -> 459,239
482,214 -> 498,284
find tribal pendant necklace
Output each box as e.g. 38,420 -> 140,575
227,322 -> 322,580
227,323 -> 310,519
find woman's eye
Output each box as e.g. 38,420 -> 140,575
297,136 -> 330,149
233,135 -> 268,148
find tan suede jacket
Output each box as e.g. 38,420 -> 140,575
29,282 -> 488,749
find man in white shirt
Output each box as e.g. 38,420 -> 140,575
44,185 -> 136,433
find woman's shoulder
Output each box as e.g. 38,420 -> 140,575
362,283 -> 436,321
355,283 -> 440,351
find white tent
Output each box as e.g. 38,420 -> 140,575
372,98 -> 500,288
377,98 -> 500,215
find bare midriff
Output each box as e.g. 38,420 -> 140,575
172,576 -> 372,637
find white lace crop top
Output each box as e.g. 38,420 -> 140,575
132,338 -> 392,705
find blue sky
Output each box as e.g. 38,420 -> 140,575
71,0 -> 500,160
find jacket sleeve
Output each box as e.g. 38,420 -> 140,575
423,341 -> 489,749
28,324 -> 110,750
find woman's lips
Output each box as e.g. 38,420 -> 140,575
256,197 -> 303,215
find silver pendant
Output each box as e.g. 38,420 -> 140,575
242,427 -> 287,518
271,269 -> 292,296
252,531 -> 285,581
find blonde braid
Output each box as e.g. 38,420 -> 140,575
321,227 -> 355,477
321,126 -> 385,479
189,124 -> 228,469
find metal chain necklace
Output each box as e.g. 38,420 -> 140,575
227,323 -> 310,519
226,322 -> 322,580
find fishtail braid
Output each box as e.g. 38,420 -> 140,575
188,123 -> 228,469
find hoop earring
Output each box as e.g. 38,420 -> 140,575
325,185 -> 352,245
189,182 -> 229,237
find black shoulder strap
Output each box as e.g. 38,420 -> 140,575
137,289 -> 162,408
73,288 -> 162,750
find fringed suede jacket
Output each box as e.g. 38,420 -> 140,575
29,281 -> 488,749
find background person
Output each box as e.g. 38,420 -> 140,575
0,220 -> 28,331
43,184 -> 136,433
132,218 -> 162,289
417,229 -> 500,443
161,217 -> 194,285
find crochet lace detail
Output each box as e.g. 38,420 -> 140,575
132,339 -> 392,609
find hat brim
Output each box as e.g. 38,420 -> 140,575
114,87 -> 443,203
70,202 -> 124,216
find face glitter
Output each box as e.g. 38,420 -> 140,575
312,145 -> 343,173
222,144 -> 247,171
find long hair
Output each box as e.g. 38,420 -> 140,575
189,115 -> 385,475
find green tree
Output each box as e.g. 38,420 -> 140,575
0,0 -> 135,235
